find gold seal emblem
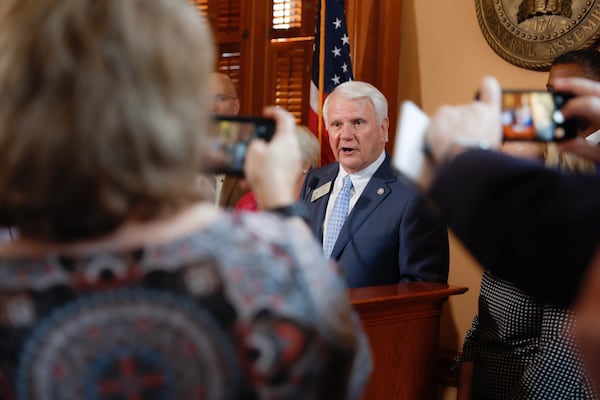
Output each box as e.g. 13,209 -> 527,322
475,0 -> 600,70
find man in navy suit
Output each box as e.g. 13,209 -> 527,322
300,81 -> 449,288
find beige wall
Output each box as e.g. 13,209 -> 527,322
397,1 -> 548,398
402,1 -> 547,113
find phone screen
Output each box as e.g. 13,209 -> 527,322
501,90 -> 576,142
201,115 -> 275,176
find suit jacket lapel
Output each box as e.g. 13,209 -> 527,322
306,164 -> 338,241
330,155 -> 396,258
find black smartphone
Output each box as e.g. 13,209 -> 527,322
201,115 -> 276,176
501,90 -> 577,142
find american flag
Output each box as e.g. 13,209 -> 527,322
308,0 -> 354,166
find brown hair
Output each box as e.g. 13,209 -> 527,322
544,143 -> 596,175
0,0 -> 215,241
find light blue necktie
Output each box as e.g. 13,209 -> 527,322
323,175 -> 353,257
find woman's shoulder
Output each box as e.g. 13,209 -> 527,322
0,211 -> 366,399
0,210 -> 319,289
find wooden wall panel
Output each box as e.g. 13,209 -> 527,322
346,0 -> 402,153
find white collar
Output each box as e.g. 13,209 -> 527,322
337,151 -> 386,194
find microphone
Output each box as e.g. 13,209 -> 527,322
308,177 -> 319,190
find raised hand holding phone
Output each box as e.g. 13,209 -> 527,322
202,115 -> 275,176
393,77 -> 502,190
244,106 -> 301,210
425,76 -> 503,166
501,90 -> 577,142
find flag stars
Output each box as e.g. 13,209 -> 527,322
332,46 -> 341,57
341,34 -> 350,45
341,63 -> 348,73
333,18 -> 342,29
331,75 -> 341,85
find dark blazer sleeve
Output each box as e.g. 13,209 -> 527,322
429,149 -> 600,306
398,188 -> 450,283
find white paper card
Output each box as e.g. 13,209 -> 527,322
392,101 -> 434,189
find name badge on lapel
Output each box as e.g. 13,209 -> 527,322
311,181 -> 332,202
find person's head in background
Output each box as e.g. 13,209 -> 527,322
234,125 -> 319,212
323,81 -> 389,173
209,72 -> 240,115
0,0 -> 213,242
543,142 -> 596,174
547,49 -> 600,92
502,49 -> 600,173
502,140 -> 596,174
295,125 -> 320,196
547,49 -> 600,139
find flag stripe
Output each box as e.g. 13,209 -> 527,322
317,0 -> 326,149
309,0 -> 354,166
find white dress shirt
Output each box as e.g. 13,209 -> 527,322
322,151 -> 386,242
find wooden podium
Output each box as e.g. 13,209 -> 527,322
349,282 -> 467,400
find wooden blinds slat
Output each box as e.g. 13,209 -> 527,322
215,0 -> 241,34
271,41 -> 311,123
217,43 -> 242,93
272,0 -> 302,30
192,0 -> 209,15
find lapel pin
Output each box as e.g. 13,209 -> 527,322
377,188 -> 385,195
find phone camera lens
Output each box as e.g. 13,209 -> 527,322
552,110 -> 565,124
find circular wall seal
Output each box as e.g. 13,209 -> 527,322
475,0 -> 600,71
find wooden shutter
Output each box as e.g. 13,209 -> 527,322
193,0 -> 317,119
272,0 -> 302,30
269,40 -> 312,124
196,0 -> 243,43
211,0 -> 242,42
216,43 -> 242,93
271,0 -> 314,38
267,0 -> 316,123
193,0 -> 250,112
192,0 -> 208,15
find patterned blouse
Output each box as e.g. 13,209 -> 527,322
458,270 -> 597,399
0,212 -> 371,400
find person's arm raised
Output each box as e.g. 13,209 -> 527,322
244,106 -> 301,210
425,76 -> 502,168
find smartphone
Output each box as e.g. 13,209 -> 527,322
202,115 -> 275,176
501,90 -> 577,142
